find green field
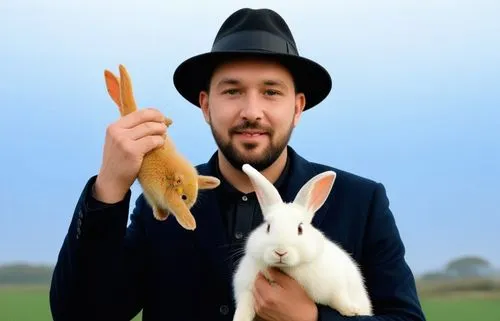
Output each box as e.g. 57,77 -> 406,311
422,296 -> 499,321
1,285 -> 499,321
0,285 -> 141,321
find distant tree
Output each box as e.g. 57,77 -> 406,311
420,271 -> 452,281
445,256 -> 492,278
0,263 -> 53,285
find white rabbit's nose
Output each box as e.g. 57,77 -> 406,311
274,250 -> 287,257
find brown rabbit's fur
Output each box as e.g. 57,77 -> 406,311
104,64 -> 220,230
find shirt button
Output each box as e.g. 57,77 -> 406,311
242,195 -> 248,201
235,232 -> 243,239
219,304 -> 229,315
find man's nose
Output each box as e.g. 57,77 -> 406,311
239,92 -> 263,120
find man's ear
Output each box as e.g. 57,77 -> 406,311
199,90 -> 210,123
293,92 -> 306,126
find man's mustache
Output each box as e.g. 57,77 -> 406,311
229,121 -> 274,135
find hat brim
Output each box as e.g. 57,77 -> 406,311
173,50 -> 332,110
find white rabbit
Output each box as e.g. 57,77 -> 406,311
232,164 -> 373,321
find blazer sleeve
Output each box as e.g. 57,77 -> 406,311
49,175 -> 148,321
316,183 -> 427,321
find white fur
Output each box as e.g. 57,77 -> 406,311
232,164 -> 373,321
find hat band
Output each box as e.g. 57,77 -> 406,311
211,30 -> 298,56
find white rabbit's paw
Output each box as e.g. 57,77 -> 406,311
336,303 -> 363,317
232,305 -> 255,321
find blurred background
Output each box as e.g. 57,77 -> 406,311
1,0 -> 498,320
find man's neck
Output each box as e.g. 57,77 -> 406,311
217,148 -> 288,194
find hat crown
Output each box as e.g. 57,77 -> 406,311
211,8 -> 298,55
173,7 -> 332,110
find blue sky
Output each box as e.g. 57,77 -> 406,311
1,0 -> 498,276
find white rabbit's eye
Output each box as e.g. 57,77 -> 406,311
266,223 -> 270,233
298,223 -> 303,235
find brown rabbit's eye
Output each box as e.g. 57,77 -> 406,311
298,223 -> 303,235
181,194 -> 187,200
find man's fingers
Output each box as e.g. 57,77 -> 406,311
119,108 -> 166,129
253,287 -> 264,316
254,271 -> 282,306
266,267 -> 291,285
135,135 -> 165,155
254,272 -> 273,296
127,121 -> 167,140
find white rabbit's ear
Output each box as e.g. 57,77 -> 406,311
242,164 -> 283,214
293,170 -> 336,219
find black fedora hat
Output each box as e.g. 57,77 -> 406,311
173,8 -> 332,111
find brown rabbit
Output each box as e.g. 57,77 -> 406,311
104,64 -> 220,230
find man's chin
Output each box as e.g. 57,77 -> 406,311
217,136 -> 286,171
228,151 -> 273,171
232,139 -> 266,152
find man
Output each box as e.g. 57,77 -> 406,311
50,7 -> 426,321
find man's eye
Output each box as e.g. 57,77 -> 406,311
265,90 -> 279,96
224,89 -> 239,95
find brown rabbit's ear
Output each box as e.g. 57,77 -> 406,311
104,70 -> 122,114
118,64 -> 138,115
198,175 -> 220,190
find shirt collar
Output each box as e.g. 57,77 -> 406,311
214,153 -> 291,198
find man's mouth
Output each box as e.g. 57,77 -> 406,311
236,131 -> 267,136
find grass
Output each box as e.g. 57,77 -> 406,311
0,285 -> 51,321
421,297 -> 499,321
0,285 -> 142,321
1,285 -> 499,321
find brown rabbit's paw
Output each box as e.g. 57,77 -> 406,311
198,175 -> 221,190
164,117 -> 173,127
176,214 -> 197,230
153,206 -> 170,221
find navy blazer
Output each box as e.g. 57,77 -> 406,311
50,146 -> 426,321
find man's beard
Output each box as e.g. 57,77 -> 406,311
210,118 -> 293,171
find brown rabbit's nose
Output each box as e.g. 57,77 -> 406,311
274,250 -> 287,257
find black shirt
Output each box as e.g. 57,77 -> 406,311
212,155 -> 291,270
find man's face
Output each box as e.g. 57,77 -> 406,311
199,58 -> 306,171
